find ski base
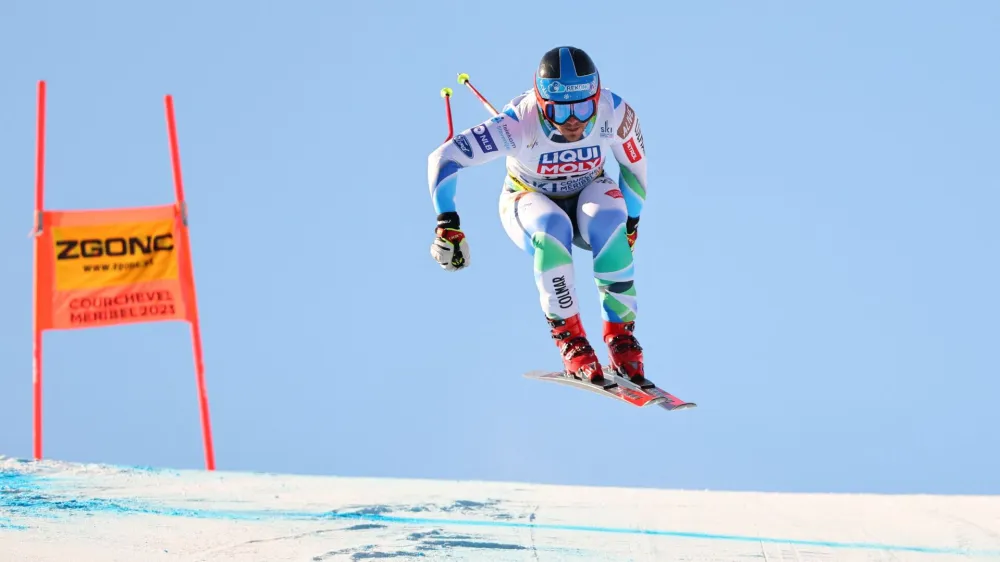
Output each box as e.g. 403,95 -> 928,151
523,364 -> 696,411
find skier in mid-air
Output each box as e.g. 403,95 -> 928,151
427,46 -> 648,384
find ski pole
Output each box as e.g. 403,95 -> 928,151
457,72 -> 498,116
440,87 -> 454,141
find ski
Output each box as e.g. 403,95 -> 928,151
523,369 -> 664,408
607,370 -> 697,411
524,364 -> 696,411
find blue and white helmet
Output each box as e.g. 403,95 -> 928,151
533,46 -> 601,125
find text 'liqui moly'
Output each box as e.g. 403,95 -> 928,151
536,146 -> 603,175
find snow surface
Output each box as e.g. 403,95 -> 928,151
2,456 -> 999,561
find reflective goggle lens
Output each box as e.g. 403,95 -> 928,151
546,99 -> 596,124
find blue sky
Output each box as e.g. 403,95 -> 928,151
2,0 -> 997,495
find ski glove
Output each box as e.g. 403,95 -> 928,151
430,212 -> 470,271
626,216 -> 639,251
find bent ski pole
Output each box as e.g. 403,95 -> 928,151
457,73 -> 498,117
440,87 -> 454,141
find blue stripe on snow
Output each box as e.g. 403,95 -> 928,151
4,467 -> 998,557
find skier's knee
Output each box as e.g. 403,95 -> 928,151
587,207 -> 628,254
531,211 -> 573,251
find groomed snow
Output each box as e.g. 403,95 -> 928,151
1,456 -> 998,561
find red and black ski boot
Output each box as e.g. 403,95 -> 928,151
548,314 -> 604,382
604,320 -> 645,382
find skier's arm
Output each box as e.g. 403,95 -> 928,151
427,110 -> 523,219
427,109 -> 524,271
609,98 -> 648,230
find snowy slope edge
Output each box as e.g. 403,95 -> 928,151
2,455 -> 999,561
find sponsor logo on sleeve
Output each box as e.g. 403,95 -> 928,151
472,125 -> 497,153
623,139 -> 642,163
452,134 -> 473,158
617,103 -> 636,139
536,146 -> 603,174
487,115 -> 516,149
498,124 -> 515,149
635,120 -> 644,152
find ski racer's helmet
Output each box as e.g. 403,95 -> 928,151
534,46 -> 601,125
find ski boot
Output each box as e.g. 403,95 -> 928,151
604,320 -> 645,382
548,314 -> 604,382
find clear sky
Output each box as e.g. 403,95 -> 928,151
2,0 -> 997,496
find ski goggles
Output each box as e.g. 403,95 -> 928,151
539,95 -> 598,125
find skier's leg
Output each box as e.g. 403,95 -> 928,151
576,176 -> 637,322
499,179 -> 603,380
498,180 -> 580,319
576,175 -> 644,380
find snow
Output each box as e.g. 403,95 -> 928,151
2,456 -> 999,561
